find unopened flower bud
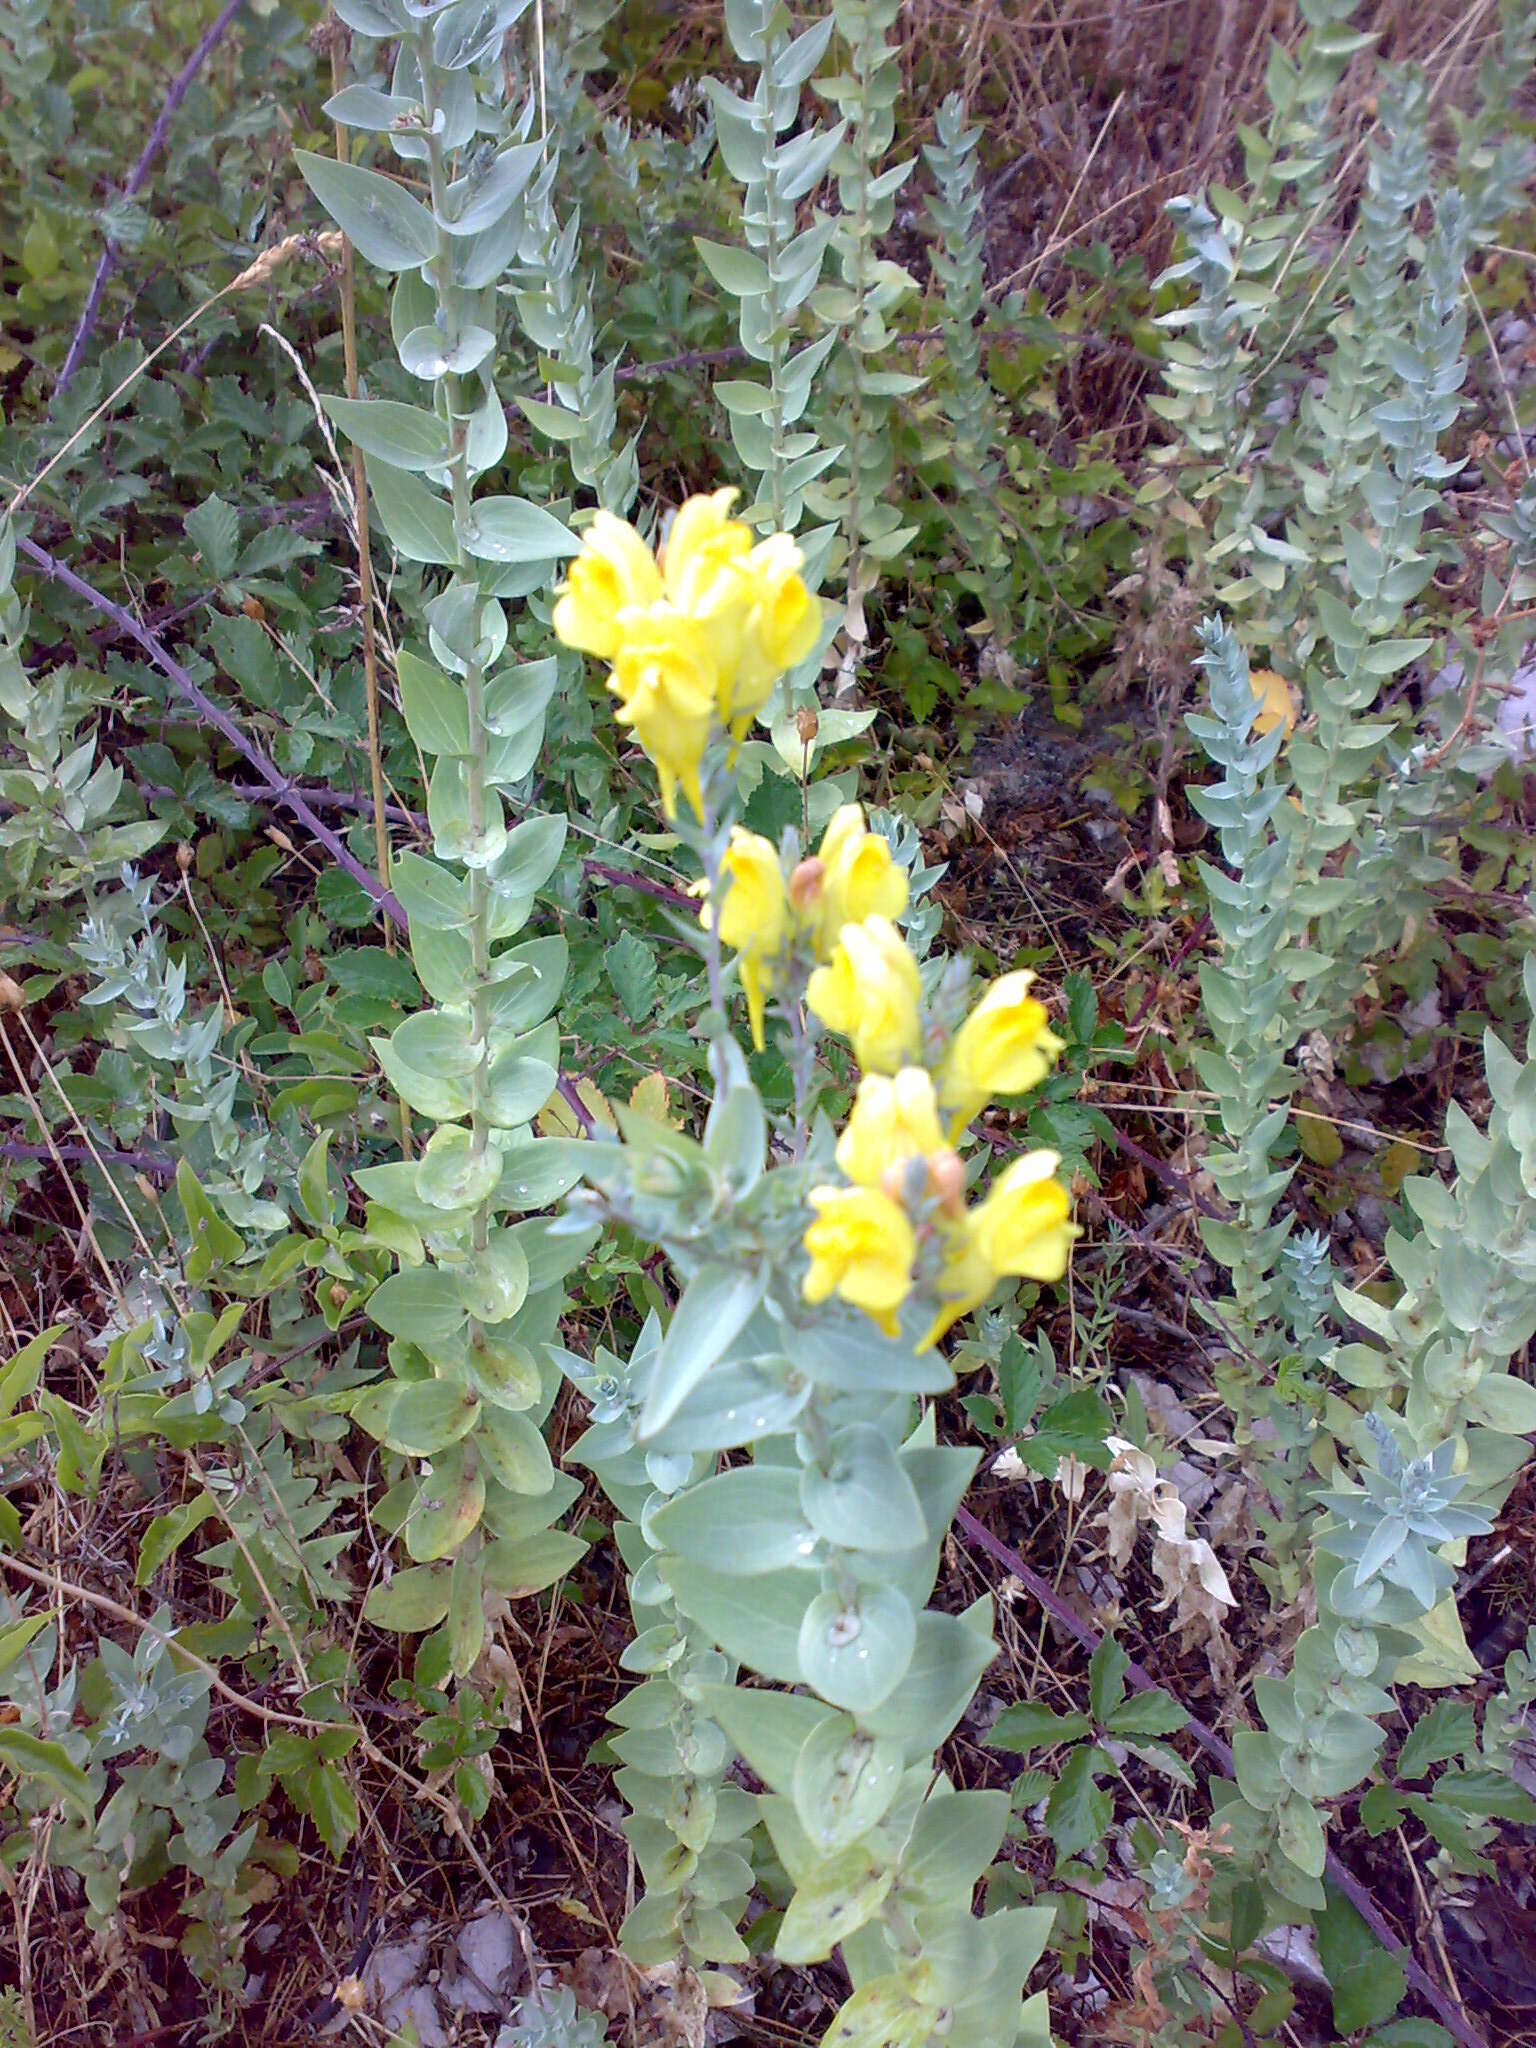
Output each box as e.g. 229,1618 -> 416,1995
788,856 -> 826,912
0,974 -> 24,1012
176,842 -> 194,874
927,1149 -> 966,1216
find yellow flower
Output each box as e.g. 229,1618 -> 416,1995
713,828 -> 789,1051
803,1184 -> 916,1336
727,533 -> 822,725
836,1068 -> 945,1191
662,490 -> 753,611
806,915 -> 922,1074
608,604 -> 717,822
551,511 -> 663,659
661,489 -> 755,681
802,804 -> 909,958
937,970 -> 1064,1132
922,1152 -> 1076,1347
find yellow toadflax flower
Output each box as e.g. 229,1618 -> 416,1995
796,804 -> 909,959
551,510 -> 663,658
806,915 -> 923,1074
713,828 -> 789,1050
728,533 -> 822,724
661,489 -> 755,678
803,1184 -> 917,1336
937,969 -> 1065,1133
607,604 -> 717,823
922,1151 -> 1077,1347
835,1068 -> 946,1191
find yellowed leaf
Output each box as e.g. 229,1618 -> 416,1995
1396,1596 -> 1480,1690
552,1896 -> 605,1926
1379,1140 -> 1419,1197
1250,667 -> 1297,737
1295,1104 -> 1343,1166
536,1076 -> 615,1136
630,1070 -> 683,1130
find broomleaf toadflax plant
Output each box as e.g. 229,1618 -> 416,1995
544,490 -> 1074,2046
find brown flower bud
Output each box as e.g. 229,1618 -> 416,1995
176,842 -> 194,874
788,856 -> 826,912
927,1149 -> 966,1216
0,974 -> 24,1012
795,705 -> 819,746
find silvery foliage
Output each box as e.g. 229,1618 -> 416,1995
0,1590 -> 257,1997
1334,949 -> 1536,1477
502,33 -> 640,514
921,92 -> 1010,619
703,0 -> 844,533
1317,1417 -> 1492,1611
553,1027 -> 1055,2046
1217,940 -> 1536,1913
74,869 -> 288,1235
496,1984 -> 608,2048
867,804 -> 947,958
1172,36 -> 1534,1398
302,0 -> 598,1681
923,96 -> 993,489
804,0 -> 919,600
0,521 -> 164,914
1168,8 -> 1536,1914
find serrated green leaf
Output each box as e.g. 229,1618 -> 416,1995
605,929 -> 658,1023
185,494 -> 239,579
1317,1886 -> 1406,2033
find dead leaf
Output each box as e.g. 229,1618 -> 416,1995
636,1960 -> 709,2048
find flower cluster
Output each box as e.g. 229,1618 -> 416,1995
554,483 -> 1075,1354
709,803 -> 908,1048
804,1063 -> 1076,1348
707,816 -> 1074,1347
552,490 -> 821,820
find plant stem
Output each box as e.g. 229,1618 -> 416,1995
330,24 -> 394,955
419,48 -> 496,1291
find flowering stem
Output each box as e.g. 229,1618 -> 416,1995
787,998 -> 818,1157
696,793 -> 730,1029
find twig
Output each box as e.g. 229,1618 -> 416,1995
9,232 -> 341,521
54,0 -> 249,399
581,857 -> 695,910
0,1140 -> 173,1182
16,537 -> 406,932
1104,1120 -> 1226,1220
142,779 -> 425,830
954,1504 -> 1491,2048
0,1552 -> 322,1730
